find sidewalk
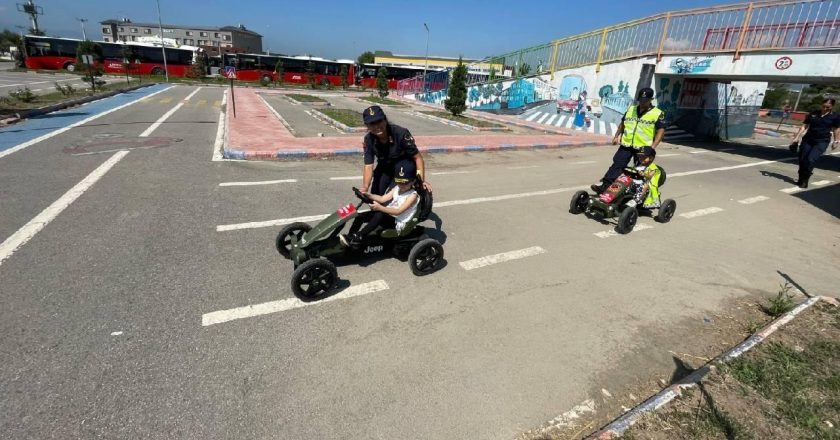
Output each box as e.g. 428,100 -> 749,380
224,88 -> 610,160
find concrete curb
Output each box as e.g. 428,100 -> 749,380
223,139 -> 607,160
4,83 -> 156,123
306,109 -> 366,133
408,111 -> 511,132
284,95 -> 331,106
355,97 -> 409,107
754,127 -> 783,137
587,295 -> 839,439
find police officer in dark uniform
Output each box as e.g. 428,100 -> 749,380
791,98 -> 840,188
361,105 -> 433,195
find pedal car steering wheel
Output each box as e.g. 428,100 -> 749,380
352,187 -> 374,204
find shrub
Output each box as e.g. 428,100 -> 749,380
10,87 -> 36,102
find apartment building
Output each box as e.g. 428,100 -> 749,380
100,19 -> 262,55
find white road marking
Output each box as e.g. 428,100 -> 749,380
110,331 -> 123,336
0,86 -> 173,160
546,114 -> 558,125
212,89 -> 227,161
430,171 -> 475,176
594,223 -> 653,238
738,195 -> 769,204
182,87 -> 202,101
525,112 -> 540,122
571,160 -> 596,164
669,158 -> 794,177
690,150 -> 711,154
508,165 -> 540,170
599,120 -> 606,134
459,246 -> 546,271
0,78 -> 78,88
202,280 -> 390,326
780,187 -> 802,194
565,115 -> 574,128
541,399 -> 597,430
537,113 -> 550,124
812,180 -> 831,186
657,153 -> 681,157
218,214 -> 332,232
679,207 -> 724,219
0,151 -> 129,267
219,179 -> 297,187
609,122 -> 618,135
554,115 -> 566,127
329,176 -> 362,181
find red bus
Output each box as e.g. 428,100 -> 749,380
23,35 -> 199,77
219,53 -> 355,86
356,64 -> 430,89
23,35 -> 79,71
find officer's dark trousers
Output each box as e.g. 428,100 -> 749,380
601,145 -> 638,183
371,169 -> 394,196
797,139 -> 829,182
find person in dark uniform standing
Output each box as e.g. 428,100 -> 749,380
591,87 -> 666,193
361,105 -> 433,195
790,98 -> 840,188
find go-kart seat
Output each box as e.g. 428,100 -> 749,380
379,185 -> 433,238
658,166 -> 667,187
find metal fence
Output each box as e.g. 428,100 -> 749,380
398,0 -> 840,94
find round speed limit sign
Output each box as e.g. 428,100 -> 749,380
775,56 -> 793,70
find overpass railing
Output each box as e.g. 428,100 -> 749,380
398,0 -> 840,94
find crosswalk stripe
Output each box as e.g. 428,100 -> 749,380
546,114 -> 558,125
587,121 -> 595,133
525,112 -> 540,122
599,121 -> 606,135
537,113 -> 550,124
555,115 -> 567,127
610,123 -> 618,135
565,115 -> 574,128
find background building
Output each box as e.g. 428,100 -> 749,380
100,19 -> 262,56
373,50 -> 499,75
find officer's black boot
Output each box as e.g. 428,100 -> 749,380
796,170 -> 810,188
590,179 -> 610,194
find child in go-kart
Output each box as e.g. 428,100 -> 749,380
340,158 -> 420,248
626,146 -> 662,209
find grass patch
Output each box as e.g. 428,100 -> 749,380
764,283 -> 795,317
359,95 -> 406,106
287,94 -> 326,103
422,111 -> 504,128
727,339 -> 840,438
316,108 -> 364,127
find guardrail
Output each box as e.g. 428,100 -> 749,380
398,0 -> 839,94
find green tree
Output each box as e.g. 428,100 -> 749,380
357,51 -> 375,64
120,45 -> 137,83
188,52 -> 207,80
274,59 -> 284,86
376,66 -> 389,98
761,86 -> 789,109
305,59 -> 316,88
445,56 -> 467,116
339,64 -> 348,90
488,65 -> 496,82
76,40 -> 103,83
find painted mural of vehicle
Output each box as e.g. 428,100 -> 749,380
556,97 -> 603,118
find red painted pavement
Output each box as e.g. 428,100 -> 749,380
225,88 -> 610,159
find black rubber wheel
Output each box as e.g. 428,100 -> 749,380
65,63 -> 76,72
408,238 -> 443,276
261,74 -> 272,84
569,190 -> 590,214
291,259 -> 337,299
616,206 -> 638,234
151,67 -> 165,76
275,222 -> 312,258
655,199 -> 677,223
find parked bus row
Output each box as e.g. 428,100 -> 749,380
22,36 -> 445,88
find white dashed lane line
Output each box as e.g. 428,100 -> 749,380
202,280 -> 390,326
459,246 -> 546,271
219,179 -> 297,187
679,207 -> 724,219
594,223 -> 653,238
738,196 -> 769,204
812,180 -> 831,186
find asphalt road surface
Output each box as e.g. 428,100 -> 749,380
0,68 -> 96,97
1,85 -> 838,439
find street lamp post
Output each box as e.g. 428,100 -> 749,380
155,0 -> 170,82
76,18 -> 87,40
422,23 -> 429,95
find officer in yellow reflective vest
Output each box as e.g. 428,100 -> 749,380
591,87 -> 666,194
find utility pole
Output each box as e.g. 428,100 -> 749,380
16,0 -> 44,34
155,0 -> 170,82
76,18 -> 88,40
422,23 -> 429,94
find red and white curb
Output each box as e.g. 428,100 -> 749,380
586,294 -> 839,439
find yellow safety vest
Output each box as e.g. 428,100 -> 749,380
621,105 -> 663,149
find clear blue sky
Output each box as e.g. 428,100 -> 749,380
1,0 -> 739,60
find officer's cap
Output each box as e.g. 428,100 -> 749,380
638,88 -> 654,100
362,105 -> 387,124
